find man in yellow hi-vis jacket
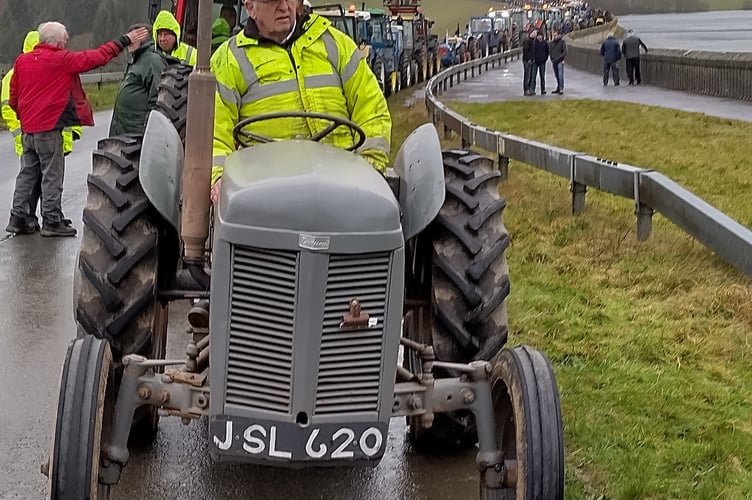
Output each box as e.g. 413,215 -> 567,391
209,0 -> 391,202
2,30 -> 82,233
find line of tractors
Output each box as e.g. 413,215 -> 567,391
314,0 -> 592,97
314,0 -> 441,96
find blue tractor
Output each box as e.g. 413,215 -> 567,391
366,7 -> 403,96
467,10 -> 511,58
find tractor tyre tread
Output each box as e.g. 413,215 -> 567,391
409,150 -> 511,453
432,151 -> 510,362
156,63 -> 192,143
75,136 -> 159,375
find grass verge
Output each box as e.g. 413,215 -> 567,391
388,93 -> 752,499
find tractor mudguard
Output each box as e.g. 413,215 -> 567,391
140,110 -> 184,231
393,123 -> 445,241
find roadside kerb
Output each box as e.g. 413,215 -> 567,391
424,51 -> 752,277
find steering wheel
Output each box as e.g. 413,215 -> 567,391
232,111 -> 367,151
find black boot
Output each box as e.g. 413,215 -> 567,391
6,214 -> 35,234
41,217 -> 77,237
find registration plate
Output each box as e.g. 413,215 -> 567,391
210,415 -> 388,462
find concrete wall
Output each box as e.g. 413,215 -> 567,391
566,20 -> 752,101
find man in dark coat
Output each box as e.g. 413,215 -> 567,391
549,30 -> 567,94
521,30 -> 537,96
621,29 -> 649,85
530,30 -> 549,95
109,24 -> 168,137
600,32 -> 621,86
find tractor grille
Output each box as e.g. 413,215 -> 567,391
227,246 -> 298,415
314,252 -> 391,415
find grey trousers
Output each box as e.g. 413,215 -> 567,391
523,60 -> 534,92
12,131 -> 65,222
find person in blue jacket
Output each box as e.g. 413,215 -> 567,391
600,32 -> 621,86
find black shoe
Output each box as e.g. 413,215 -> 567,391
6,215 -> 34,234
628,81 -> 634,86
614,82 -> 620,86
552,88 -> 561,94
541,90 -> 547,95
40,220 -> 77,237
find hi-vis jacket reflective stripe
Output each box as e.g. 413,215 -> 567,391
153,10 -> 198,66
210,14 -> 391,185
1,33 -> 81,156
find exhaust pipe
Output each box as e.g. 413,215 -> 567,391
181,0 -> 215,278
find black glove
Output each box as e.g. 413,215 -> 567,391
115,34 -> 132,49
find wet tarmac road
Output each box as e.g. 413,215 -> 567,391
440,61 -> 752,122
619,11 -> 752,52
0,112 -> 481,500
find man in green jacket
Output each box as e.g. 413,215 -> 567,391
153,10 -> 198,66
109,24 -> 168,136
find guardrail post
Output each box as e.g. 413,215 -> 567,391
444,123 -> 452,140
471,66 -> 475,78
498,155 -> 509,180
570,155 -> 586,214
464,67 -> 468,80
571,182 -> 587,214
449,74 -> 454,88
635,204 -> 654,241
634,170 -> 654,241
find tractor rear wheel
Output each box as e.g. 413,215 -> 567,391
400,52 -> 413,89
74,136 -> 165,444
372,58 -> 387,95
49,336 -> 113,500
408,150 -> 511,452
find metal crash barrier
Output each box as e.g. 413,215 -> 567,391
424,50 -> 752,278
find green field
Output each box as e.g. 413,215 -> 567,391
389,94 -> 752,498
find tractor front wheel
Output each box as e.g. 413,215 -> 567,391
48,336 -> 114,500
480,345 -> 565,499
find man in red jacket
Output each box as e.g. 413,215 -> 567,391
7,21 -> 148,237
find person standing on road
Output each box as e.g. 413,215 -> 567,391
153,10 -> 198,66
549,29 -> 567,94
622,29 -> 649,85
8,22 -> 149,237
521,29 -> 536,96
530,30 -> 549,95
109,24 -> 169,136
600,32 -> 621,86
3,30 -> 83,234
